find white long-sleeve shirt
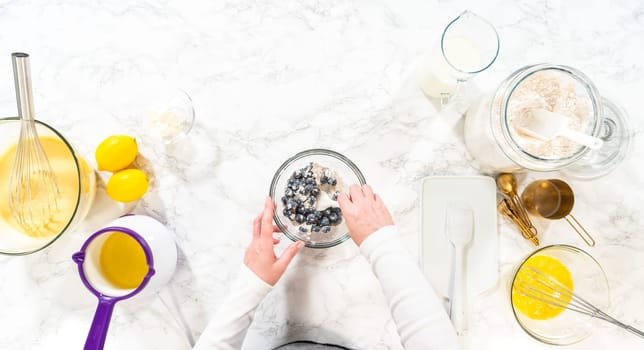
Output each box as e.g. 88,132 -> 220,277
194,226 -> 459,350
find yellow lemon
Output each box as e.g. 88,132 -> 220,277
95,135 -> 138,172
106,169 -> 149,202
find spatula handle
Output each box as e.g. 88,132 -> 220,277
450,246 -> 467,336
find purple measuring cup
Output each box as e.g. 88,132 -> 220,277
72,215 -> 177,350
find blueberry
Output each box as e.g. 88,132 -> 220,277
311,226 -> 321,232
308,196 -> 316,205
297,206 -> 307,214
290,183 -> 299,191
320,176 -> 328,184
328,213 -> 338,223
294,170 -> 303,179
304,184 -> 314,194
295,198 -> 302,205
310,187 -> 320,196
320,217 -> 330,226
331,207 -> 341,213
324,209 -> 331,216
285,188 -> 294,197
286,200 -> 297,210
329,178 -> 337,186
314,211 -> 323,219
281,196 -> 288,205
295,214 -> 305,223
305,178 -> 315,185
334,216 -> 342,225
332,191 -> 339,201
299,226 -> 308,233
306,214 -> 316,224
321,226 -> 331,233
299,189 -> 306,195
283,208 -> 291,216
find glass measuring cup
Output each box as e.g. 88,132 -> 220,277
72,215 -> 177,350
521,179 -> 595,247
419,10 -> 500,108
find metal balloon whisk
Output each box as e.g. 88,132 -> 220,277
516,266 -> 644,339
8,53 -> 60,234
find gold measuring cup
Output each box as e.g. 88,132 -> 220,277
521,179 -> 595,247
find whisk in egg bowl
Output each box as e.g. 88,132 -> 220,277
510,245 -> 610,345
0,118 -> 96,255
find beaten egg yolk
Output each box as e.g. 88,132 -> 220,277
512,255 -> 574,320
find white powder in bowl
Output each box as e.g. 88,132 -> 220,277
507,71 -> 592,159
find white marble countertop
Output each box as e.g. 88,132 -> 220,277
0,0 -> 643,349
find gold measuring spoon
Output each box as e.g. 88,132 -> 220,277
496,173 -> 538,236
521,179 -> 596,247
498,199 -> 539,246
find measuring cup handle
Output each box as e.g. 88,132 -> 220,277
85,298 -> 117,350
565,215 -> 596,247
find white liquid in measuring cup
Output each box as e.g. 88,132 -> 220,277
420,36 -> 481,98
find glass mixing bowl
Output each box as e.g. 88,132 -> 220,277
0,117 -> 96,255
509,245 -> 610,345
269,149 -> 366,248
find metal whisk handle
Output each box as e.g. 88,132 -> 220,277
624,325 -> 644,339
12,52 -> 35,122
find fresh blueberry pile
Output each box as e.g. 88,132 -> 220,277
280,163 -> 343,234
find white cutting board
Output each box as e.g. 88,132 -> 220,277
420,176 -> 498,304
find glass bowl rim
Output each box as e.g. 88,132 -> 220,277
509,244 -> 610,345
0,117 -> 83,255
495,63 -> 602,171
268,148 -> 366,248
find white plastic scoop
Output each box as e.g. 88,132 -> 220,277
518,109 -> 603,149
445,203 -> 474,338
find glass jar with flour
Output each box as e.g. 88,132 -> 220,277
464,64 -> 603,173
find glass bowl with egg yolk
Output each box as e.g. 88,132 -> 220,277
509,245 -> 610,345
0,117 -> 96,255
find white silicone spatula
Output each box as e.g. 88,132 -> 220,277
518,109 -> 603,149
445,203 -> 474,338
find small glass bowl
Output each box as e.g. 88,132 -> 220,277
269,149 -> 366,248
140,88 -> 195,144
509,245 -> 610,345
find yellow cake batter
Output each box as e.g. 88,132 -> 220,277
0,136 -> 90,238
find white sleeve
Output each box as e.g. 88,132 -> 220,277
360,226 -> 460,350
193,265 -> 272,350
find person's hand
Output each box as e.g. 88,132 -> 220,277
244,197 -> 305,286
337,184 -> 394,246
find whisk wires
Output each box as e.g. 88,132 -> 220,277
516,266 -> 644,339
8,121 -> 60,236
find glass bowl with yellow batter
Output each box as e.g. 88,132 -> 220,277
0,117 -> 96,255
509,245 -> 610,345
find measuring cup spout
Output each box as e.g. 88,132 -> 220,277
84,297 -> 117,350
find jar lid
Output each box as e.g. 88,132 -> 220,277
498,64 -> 602,171
562,97 -> 632,179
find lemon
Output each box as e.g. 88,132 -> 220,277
106,169 -> 149,202
95,135 -> 138,172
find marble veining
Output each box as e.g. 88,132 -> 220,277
0,0 -> 643,349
